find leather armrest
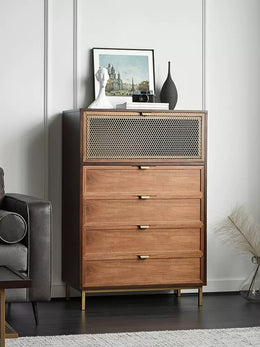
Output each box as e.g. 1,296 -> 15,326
3,194 -> 52,301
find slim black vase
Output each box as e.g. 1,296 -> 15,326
160,61 -> 178,109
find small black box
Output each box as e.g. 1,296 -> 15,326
132,90 -> 155,103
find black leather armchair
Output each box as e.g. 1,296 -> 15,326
0,168 -> 52,324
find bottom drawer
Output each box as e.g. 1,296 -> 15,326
82,258 -> 201,288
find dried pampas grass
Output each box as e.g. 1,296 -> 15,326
215,206 -> 260,257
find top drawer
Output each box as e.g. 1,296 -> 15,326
82,166 -> 204,198
82,111 -> 206,163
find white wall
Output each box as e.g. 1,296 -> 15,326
206,0 -> 260,291
0,0 -> 260,297
0,0 -> 46,198
77,0 -> 203,109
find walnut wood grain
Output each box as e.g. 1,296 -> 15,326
82,166 -> 203,198
83,228 -> 201,258
62,109 -> 207,298
82,258 -> 201,288
82,199 -> 201,227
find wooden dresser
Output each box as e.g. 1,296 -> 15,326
62,109 -> 207,310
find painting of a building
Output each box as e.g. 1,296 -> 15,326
97,52 -> 152,97
106,63 -> 136,96
106,64 -> 124,95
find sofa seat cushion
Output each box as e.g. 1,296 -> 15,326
0,243 -> 27,271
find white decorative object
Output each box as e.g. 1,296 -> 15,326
88,67 -> 113,109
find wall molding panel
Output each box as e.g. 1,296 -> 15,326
47,0 -> 74,298
44,0 -> 49,200
202,0 -> 206,110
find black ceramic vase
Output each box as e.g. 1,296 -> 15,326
160,61 -> 178,109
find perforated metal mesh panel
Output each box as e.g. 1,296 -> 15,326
84,114 -> 202,160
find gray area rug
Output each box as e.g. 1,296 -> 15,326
5,327 -> 260,347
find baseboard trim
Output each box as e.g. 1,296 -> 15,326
51,284 -> 81,298
204,279 -> 243,292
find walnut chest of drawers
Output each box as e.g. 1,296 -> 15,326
62,109 -> 207,310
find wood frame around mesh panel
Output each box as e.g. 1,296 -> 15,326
81,110 -> 206,163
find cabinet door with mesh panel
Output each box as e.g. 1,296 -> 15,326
82,111 -> 206,163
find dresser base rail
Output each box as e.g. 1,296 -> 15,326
73,286 -> 204,311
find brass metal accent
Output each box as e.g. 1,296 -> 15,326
139,225 -> 150,229
139,195 -> 150,199
174,289 -> 181,297
141,112 -> 152,116
82,290 -> 86,311
84,114 -> 203,160
139,166 -> 150,170
80,286 -> 204,310
138,255 -> 150,260
198,287 -> 203,306
82,286 -> 202,294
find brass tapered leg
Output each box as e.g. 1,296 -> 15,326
198,287 -> 203,306
0,289 -> 5,347
174,289 -> 181,297
66,284 -> 70,301
82,291 -> 86,311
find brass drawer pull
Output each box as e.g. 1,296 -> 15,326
138,255 -> 150,260
139,166 -> 150,170
141,112 -> 152,117
139,195 -> 150,199
139,225 -> 150,229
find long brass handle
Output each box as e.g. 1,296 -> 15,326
138,255 -> 150,260
139,166 -> 150,170
139,225 -> 150,229
139,195 -> 150,199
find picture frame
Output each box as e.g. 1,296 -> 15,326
92,48 -> 155,106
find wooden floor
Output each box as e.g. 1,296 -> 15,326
5,293 -> 260,337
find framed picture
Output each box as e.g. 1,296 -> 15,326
92,48 -> 155,106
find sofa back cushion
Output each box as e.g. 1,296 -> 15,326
0,168 -> 4,205
0,210 -> 27,244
